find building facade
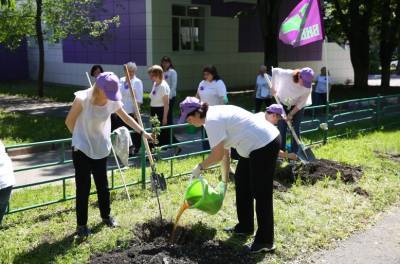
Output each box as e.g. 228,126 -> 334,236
6,0 -> 354,90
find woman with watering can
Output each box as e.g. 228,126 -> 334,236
178,97 -> 281,253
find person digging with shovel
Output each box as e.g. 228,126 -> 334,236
271,67 -> 314,154
179,97 -> 281,253
65,72 -> 153,238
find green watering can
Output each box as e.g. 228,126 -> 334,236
184,178 -> 226,215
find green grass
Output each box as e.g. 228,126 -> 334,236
0,81 -> 83,103
1,130 -> 400,263
0,111 -> 70,145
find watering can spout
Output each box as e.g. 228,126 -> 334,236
184,178 -> 226,215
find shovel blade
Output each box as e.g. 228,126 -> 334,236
151,172 -> 167,192
297,146 -> 316,163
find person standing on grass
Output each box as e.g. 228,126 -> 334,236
0,140 -> 15,226
314,67 -> 331,106
65,72 -> 152,238
196,65 -> 227,150
255,65 -> 273,112
149,65 -> 181,154
179,97 -> 281,253
90,65 -> 104,78
271,67 -> 314,153
111,62 -> 143,156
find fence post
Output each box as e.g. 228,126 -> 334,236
323,102 -> 329,144
376,94 -> 382,128
141,138 -> 146,190
59,142 -> 65,164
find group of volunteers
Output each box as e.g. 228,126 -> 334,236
0,54 -> 319,255
184,66 -> 315,253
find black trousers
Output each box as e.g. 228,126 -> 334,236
168,97 -> 176,125
73,150 -> 110,226
0,186 -> 12,225
111,113 -> 141,153
150,107 -> 178,147
255,97 -> 274,113
277,105 -> 304,153
234,136 -> 281,244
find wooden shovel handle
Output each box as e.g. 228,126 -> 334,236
123,65 -> 155,168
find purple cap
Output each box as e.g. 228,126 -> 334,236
96,72 -> 121,101
299,67 -> 314,89
178,97 -> 202,124
266,104 -> 285,118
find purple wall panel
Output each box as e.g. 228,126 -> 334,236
278,0 -> 323,62
62,0 -> 147,65
0,42 -> 29,81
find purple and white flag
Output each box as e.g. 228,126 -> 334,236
279,0 -> 323,47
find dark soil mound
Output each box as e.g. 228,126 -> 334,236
91,219 -> 254,264
375,151 -> 400,163
276,159 -> 363,185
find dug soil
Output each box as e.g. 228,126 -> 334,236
91,219 -> 254,264
276,159 -> 363,185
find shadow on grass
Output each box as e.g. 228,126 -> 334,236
13,222 -> 103,264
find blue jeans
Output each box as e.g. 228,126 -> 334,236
278,106 -> 304,153
0,186 -> 12,225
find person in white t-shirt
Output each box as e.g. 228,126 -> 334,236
255,65 -> 273,112
196,65 -> 227,150
111,62 -> 144,155
271,67 -> 314,154
65,72 -> 152,238
178,97 -> 281,253
149,65 -> 180,151
0,140 -> 15,225
196,65 -> 227,106
313,67 -> 331,106
161,56 -> 178,125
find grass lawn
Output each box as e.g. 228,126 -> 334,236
0,111 -> 69,145
1,129 -> 400,263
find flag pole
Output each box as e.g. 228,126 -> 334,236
324,37 -> 329,102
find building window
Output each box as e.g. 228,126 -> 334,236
172,5 -> 205,52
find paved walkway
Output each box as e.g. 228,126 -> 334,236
293,205 -> 400,264
0,94 -> 71,117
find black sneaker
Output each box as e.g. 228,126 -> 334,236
76,225 -> 91,238
102,216 -> 118,228
247,242 -> 276,253
223,226 -> 253,236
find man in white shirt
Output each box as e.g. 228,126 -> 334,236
0,140 -> 15,225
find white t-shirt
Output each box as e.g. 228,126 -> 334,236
197,79 -> 227,106
150,80 -> 170,107
0,140 -> 15,189
164,68 -> 177,99
272,68 -> 312,109
256,74 -> 271,99
72,88 -> 123,159
315,75 -> 331,94
204,105 -> 280,158
119,76 -> 143,114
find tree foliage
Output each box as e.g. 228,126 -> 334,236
0,0 -> 119,96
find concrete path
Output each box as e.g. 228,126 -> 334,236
294,205 -> 400,264
0,94 -> 71,117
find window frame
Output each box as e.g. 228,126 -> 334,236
172,4 -> 207,53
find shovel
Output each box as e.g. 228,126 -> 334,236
264,74 -> 316,163
123,65 -> 166,222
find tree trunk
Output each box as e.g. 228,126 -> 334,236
35,0 -> 44,97
258,0 -> 280,73
397,48 -> 400,74
348,0 -> 372,90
